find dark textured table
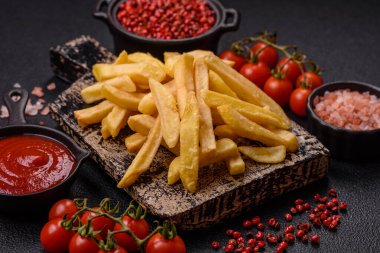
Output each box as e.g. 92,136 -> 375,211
0,0 -> 379,252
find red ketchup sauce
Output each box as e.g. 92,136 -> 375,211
0,135 -> 76,195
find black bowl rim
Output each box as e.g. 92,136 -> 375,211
107,0 -> 227,44
0,124 -> 89,198
307,80 -> 380,134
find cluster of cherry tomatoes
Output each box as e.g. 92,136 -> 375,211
40,198 -> 186,253
219,33 -> 323,116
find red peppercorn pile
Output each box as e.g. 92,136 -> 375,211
116,0 -> 216,40
211,189 -> 348,252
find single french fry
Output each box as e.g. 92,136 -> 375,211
164,52 -> 181,77
238,107 -> 288,130
127,114 -> 156,135
101,118 -> 111,139
168,156 -> 181,185
117,116 -> 163,188
205,54 -> 290,127
203,90 -> 288,129
114,50 -> 129,64
149,78 -> 180,148
102,84 -> 144,111
174,54 -> 195,118
105,75 -> 137,93
74,100 -> 114,127
268,128 -> 299,153
138,80 -> 176,115
93,62 -> 166,85
217,105 -> 294,151
208,70 -> 238,98
239,145 -> 286,163
210,107 -> 225,125
179,91 -> 200,193
227,152 -> 245,175
125,133 -> 147,153
103,106 -> 130,138
80,83 -> 104,104
214,125 -> 238,140
194,58 -> 216,154
127,52 -> 165,69
199,138 -> 239,167
187,50 -> 213,59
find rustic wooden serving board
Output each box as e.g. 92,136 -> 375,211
49,36 -> 330,230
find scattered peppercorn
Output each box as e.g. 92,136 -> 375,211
211,241 -> 221,249
243,220 -> 253,229
310,234 -> 320,244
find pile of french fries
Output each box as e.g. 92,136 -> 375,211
74,50 -> 299,193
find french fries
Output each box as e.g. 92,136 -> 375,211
173,54 -> 195,118
208,70 -> 238,98
179,91 -> 200,193
102,106 -> 130,138
203,90 -> 288,129
239,146 -> 286,164
74,100 -> 114,127
149,78 -> 180,148
102,84 -> 144,111
80,83 -> 104,104
217,105 -> 293,151
205,54 -> 291,127
117,116 -> 162,188
125,133 -> 147,153
75,50 -> 300,193
194,58 -> 216,154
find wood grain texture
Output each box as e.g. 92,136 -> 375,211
50,73 -> 329,230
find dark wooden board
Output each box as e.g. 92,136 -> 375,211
49,37 -> 330,230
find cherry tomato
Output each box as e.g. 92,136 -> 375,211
276,58 -> 304,84
239,62 -> 271,89
49,199 -> 78,220
146,233 -> 186,253
263,76 -> 293,106
251,42 -> 279,69
219,50 -> 247,71
296,72 -> 323,90
113,215 -> 150,252
81,207 -> 115,239
97,245 -> 128,253
69,233 -> 101,253
289,87 -> 312,116
40,218 -> 75,253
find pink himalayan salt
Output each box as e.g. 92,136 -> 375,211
313,89 -> 380,131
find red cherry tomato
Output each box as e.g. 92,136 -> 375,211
49,199 -> 78,220
40,218 -> 75,253
69,233 -> 101,253
81,207 -> 115,239
296,72 -> 323,90
276,58 -> 304,84
239,62 -> 271,89
219,50 -> 247,71
251,42 -> 279,69
146,233 -> 186,253
97,245 -> 128,253
263,76 -> 293,106
113,215 -> 150,252
289,87 -> 312,116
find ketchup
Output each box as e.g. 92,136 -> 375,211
0,135 -> 76,195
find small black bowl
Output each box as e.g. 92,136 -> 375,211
0,88 -> 89,213
307,81 -> 380,161
94,0 -> 240,58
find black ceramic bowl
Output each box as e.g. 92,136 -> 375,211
0,89 -> 89,213
307,81 -> 380,161
94,0 -> 240,58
